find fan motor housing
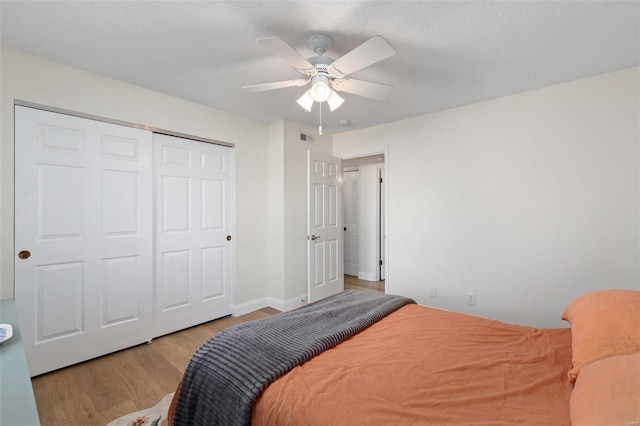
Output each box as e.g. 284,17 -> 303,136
308,56 -> 334,68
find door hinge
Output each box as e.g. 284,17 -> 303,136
380,177 -> 383,183
379,260 -> 383,266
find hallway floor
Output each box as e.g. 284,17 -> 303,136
344,275 -> 384,293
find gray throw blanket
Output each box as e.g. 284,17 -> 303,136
173,289 -> 415,426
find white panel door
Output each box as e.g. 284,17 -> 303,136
153,134 -> 233,337
14,106 -> 153,376
307,151 -> 343,302
343,170 -> 359,277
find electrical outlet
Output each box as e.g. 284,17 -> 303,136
466,292 -> 476,306
429,287 -> 437,298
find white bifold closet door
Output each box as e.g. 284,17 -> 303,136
152,134 -> 233,337
15,107 -> 234,376
15,106 -> 154,376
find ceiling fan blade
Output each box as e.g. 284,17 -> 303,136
257,36 -> 315,72
327,35 -> 396,77
333,79 -> 393,100
242,79 -> 309,93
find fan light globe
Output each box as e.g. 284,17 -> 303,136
327,90 -> 344,111
310,80 -> 331,102
296,90 -> 314,111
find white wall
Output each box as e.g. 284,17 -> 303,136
267,121 -> 286,305
264,120 -> 333,311
0,47 -> 270,307
334,67 -> 640,328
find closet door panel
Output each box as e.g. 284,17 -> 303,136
101,256 -> 141,325
15,106 -> 153,376
160,249 -> 192,310
202,247 -> 225,299
153,134 -> 233,337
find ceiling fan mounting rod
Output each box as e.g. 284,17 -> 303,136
308,34 -> 332,56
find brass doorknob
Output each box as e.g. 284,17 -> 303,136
226,235 -> 232,241
18,250 -> 31,260
310,235 -> 321,240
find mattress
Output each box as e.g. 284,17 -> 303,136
252,303 -> 573,425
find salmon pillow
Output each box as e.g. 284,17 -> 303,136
570,354 -> 640,426
562,289 -> 640,382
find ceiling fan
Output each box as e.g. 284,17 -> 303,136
242,34 -> 396,112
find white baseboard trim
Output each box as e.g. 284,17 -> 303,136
283,294 -> 307,312
232,297 -> 270,317
266,297 -> 285,312
358,272 -> 375,281
232,294 -> 307,316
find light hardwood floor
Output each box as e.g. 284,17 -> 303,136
31,307 -> 279,425
344,275 -> 385,293
31,276 -> 382,425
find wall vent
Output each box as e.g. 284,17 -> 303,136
299,132 -> 314,144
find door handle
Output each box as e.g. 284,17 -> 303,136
309,235 -> 321,241
226,235 -> 232,241
18,250 -> 31,260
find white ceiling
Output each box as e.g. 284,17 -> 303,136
1,1 -> 638,135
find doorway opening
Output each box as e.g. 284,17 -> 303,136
342,153 -> 386,293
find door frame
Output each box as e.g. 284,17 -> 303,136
377,165 -> 385,282
340,149 -> 389,291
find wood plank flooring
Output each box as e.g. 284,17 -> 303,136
31,307 -> 279,425
344,275 -> 385,292
31,276 -> 382,425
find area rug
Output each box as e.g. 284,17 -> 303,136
106,393 -> 174,426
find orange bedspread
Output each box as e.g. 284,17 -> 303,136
252,304 -> 573,425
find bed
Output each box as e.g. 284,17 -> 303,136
168,289 -> 640,425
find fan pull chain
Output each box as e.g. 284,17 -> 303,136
319,102 -> 323,135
